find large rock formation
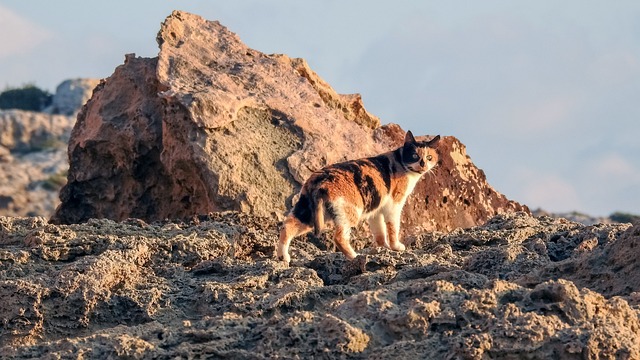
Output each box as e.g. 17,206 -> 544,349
52,11 -> 527,233
1,212 -> 638,358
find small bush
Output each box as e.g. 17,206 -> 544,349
609,212 -> 640,224
0,84 -> 53,111
41,170 -> 68,191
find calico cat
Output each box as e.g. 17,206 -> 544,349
277,131 -> 440,264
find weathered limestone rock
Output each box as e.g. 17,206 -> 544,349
0,110 -> 73,217
0,110 -> 73,153
0,78 -> 100,218
44,78 -> 101,116
52,11 -> 527,233
521,221 -> 640,298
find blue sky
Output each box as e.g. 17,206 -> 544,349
1,1 -> 639,216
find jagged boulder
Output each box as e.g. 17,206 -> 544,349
51,11 -> 527,233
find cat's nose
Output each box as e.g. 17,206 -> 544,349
420,159 -> 425,167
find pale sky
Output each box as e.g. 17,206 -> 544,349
1,1 -> 639,217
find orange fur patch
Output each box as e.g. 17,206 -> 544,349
391,175 -> 408,202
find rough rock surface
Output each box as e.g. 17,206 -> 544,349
52,11 -> 527,234
0,110 -> 74,217
1,212 -> 638,358
44,78 -> 101,116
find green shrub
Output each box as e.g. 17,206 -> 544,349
0,84 -> 53,111
609,212 -> 640,224
41,170 -> 68,191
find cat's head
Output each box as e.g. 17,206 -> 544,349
402,131 -> 441,174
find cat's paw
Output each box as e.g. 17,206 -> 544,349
345,252 -> 360,261
275,247 -> 291,265
390,242 -> 406,252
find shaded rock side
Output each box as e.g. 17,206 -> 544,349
52,10 -> 526,233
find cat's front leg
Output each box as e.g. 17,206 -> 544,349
384,209 -> 405,252
368,214 -> 388,248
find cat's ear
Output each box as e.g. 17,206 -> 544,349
428,135 -> 441,147
404,131 -> 416,145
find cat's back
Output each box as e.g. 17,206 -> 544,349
302,153 -> 395,206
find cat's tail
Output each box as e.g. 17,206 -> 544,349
313,196 -> 325,237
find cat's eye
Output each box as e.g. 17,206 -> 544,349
426,155 -> 433,161
411,153 -> 419,160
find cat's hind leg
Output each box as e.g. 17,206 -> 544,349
330,198 -> 360,260
277,214 -> 312,265
333,225 -> 358,260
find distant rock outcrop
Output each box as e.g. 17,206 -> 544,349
0,110 -> 74,216
0,110 -> 72,154
0,79 -> 98,217
44,78 -> 101,116
52,11 -> 527,232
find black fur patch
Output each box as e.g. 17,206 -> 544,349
292,194 -> 313,225
309,170 -> 335,187
368,155 -> 392,191
332,161 -> 363,178
361,175 -> 381,212
393,148 -> 403,164
402,143 -> 418,165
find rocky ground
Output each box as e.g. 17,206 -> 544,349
0,211 -> 638,359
